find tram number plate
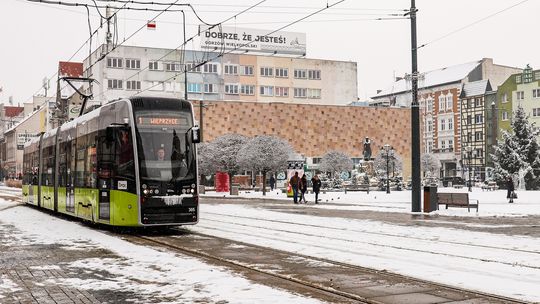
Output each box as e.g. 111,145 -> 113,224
162,196 -> 183,206
118,181 -> 127,190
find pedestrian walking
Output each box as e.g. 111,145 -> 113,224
290,172 -> 300,204
300,174 -> 308,203
506,175 -> 515,203
269,175 -> 276,191
311,174 -> 322,204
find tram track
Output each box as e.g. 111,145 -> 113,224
205,211 -> 540,256
126,229 -> 530,304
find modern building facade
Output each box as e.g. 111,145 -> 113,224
372,58 -> 521,180
83,44 -> 358,106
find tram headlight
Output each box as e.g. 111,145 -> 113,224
191,184 -> 196,189
154,189 -> 159,194
142,184 -> 147,189
143,189 -> 149,195
190,188 -> 195,194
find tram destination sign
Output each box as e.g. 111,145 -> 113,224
200,26 -> 306,56
137,116 -> 187,126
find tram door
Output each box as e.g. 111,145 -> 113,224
66,138 -> 76,213
97,129 -> 113,220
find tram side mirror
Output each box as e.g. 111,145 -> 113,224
192,126 -> 201,143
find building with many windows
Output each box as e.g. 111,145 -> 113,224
83,44 -> 358,106
372,58 -> 521,180
496,65 -> 540,140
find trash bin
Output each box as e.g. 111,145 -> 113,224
423,186 -> 438,212
231,184 -> 240,196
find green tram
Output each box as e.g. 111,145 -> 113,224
22,97 -> 200,227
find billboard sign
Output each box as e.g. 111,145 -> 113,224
200,26 -> 306,55
17,132 -> 39,150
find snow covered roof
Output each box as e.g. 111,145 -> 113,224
459,79 -> 493,98
372,60 -> 483,99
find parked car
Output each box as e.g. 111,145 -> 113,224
442,176 -> 464,187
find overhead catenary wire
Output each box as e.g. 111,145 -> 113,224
133,0 -> 347,97
94,0 -> 267,100
418,0 -> 530,49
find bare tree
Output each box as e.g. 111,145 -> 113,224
237,135 -> 293,195
319,150 -> 353,178
207,134 -> 248,194
421,153 -> 441,178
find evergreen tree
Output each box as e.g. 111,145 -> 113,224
492,106 -> 540,189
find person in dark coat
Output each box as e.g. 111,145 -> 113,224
269,175 -> 276,191
506,175 -> 515,203
300,174 -> 308,203
311,174 -> 322,204
290,172 -> 300,204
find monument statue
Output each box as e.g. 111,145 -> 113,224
363,137 -> 372,160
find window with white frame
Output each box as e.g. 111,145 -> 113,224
438,95 -> 445,111
224,84 -> 239,94
275,68 -> 288,78
294,88 -> 307,98
107,79 -> 123,89
294,69 -> 307,79
448,117 -> 453,130
260,67 -> 273,77
535,72 -> 540,81
502,93 -> 508,103
187,83 -> 201,93
517,91 -> 524,100
149,61 -> 161,71
475,131 -> 483,141
165,82 -> 181,92
125,59 -> 141,69
186,63 -> 202,73
259,86 -> 274,96
427,99 -> 433,112
446,95 -> 452,109
427,120 -> 433,132
516,75 -> 522,83
106,57 -> 123,68
475,97 -> 482,107
427,141 -> 433,153
440,119 -> 446,131
204,83 -> 217,93
148,81 -> 163,91
475,114 -> 483,124
165,62 -> 182,72
502,111 -> 509,120
275,87 -> 289,97
467,132 -> 473,143
466,115 -> 472,125
203,63 -> 218,73
240,84 -> 254,95
440,140 -> 446,150
224,64 -> 238,75
308,69 -> 321,80
241,65 -> 254,76
533,89 -> 540,98
308,88 -> 321,99
448,139 -> 453,151
533,108 -> 540,117
126,80 -> 141,90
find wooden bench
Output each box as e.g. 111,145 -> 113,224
437,192 -> 479,212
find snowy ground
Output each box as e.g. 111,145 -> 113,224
203,186 -> 540,217
2,185 -> 539,303
0,197 -> 324,303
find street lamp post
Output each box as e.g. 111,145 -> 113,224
465,146 -> 473,192
382,144 -> 394,194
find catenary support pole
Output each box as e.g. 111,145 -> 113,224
410,0 -> 421,212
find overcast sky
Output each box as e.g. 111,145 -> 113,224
0,0 -> 539,105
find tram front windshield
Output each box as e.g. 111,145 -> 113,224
134,111 -> 195,182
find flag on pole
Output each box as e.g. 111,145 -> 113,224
147,20 -> 156,30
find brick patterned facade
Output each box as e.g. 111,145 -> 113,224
193,101 -> 412,178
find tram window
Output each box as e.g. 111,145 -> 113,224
75,135 -> 87,188
86,133 -> 98,188
116,128 -> 135,179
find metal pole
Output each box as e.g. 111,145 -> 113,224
410,0 -> 421,212
468,150 -> 472,192
182,10 -> 188,102
386,151 -> 390,194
